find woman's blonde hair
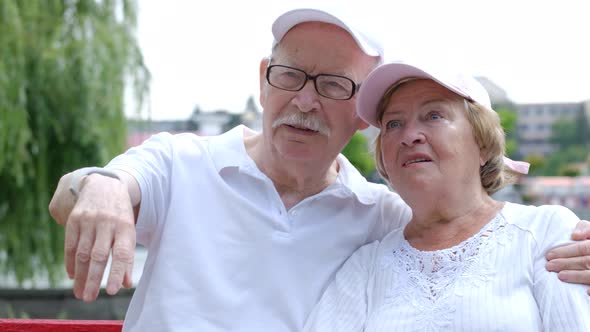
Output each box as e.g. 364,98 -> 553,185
373,79 -> 517,195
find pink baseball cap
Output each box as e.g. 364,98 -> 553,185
357,61 -> 529,174
272,8 -> 383,59
357,61 -> 493,127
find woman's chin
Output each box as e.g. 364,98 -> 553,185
392,175 -> 433,190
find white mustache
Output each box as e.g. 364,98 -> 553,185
272,111 -> 331,137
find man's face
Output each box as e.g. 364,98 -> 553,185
259,22 -> 376,164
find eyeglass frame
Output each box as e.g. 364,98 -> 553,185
265,64 -> 360,100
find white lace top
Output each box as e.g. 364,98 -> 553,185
304,203 -> 590,331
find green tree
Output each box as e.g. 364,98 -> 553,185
541,145 -> 587,176
551,119 -> 579,147
558,165 -> 581,177
496,106 -> 518,157
0,0 -> 149,285
524,154 -> 545,176
342,132 -> 375,177
544,109 -> 590,175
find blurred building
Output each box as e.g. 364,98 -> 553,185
126,96 -> 261,148
522,176 -> 590,219
190,96 -> 262,136
516,102 -> 588,157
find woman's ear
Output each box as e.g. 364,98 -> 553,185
479,155 -> 487,167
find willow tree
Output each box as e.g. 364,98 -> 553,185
0,0 -> 149,285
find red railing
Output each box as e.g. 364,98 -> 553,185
0,319 -> 123,332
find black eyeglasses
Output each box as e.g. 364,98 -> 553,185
266,64 -> 358,100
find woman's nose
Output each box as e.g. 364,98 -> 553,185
400,122 -> 426,146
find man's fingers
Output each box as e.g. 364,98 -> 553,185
64,220 -> 81,279
556,270 -> 590,286
83,222 -> 115,301
73,226 -> 95,300
572,220 -> 590,241
107,223 -> 135,294
547,256 -> 590,272
123,267 -> 134,289
546,240 -> 590,260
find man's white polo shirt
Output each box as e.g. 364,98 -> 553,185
107,125 -> 411,332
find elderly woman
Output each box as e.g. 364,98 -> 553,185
303,62 -> 590,331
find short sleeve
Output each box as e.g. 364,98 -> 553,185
303,241 -> 380,332
106,132 -> 175,246
367,189 -> 412,242
532,206 -> 590,330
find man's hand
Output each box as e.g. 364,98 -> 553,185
546,220 -> 590,294
49,172 -> 136,302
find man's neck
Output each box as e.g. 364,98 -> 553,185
244,133 -> 339,210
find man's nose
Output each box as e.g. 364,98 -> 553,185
291,80 -> 320,113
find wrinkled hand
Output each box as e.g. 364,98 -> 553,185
546,219 -> 590,294
49,172 -> 136,302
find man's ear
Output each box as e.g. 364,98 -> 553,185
259,57 -> 270,106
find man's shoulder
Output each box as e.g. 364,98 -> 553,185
159,125 -> 249,155
336,155 -> 402,205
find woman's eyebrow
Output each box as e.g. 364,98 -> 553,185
420,98 -> 449,107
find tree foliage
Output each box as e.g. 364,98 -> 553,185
524,154 -> 545,176
550,119 -> 579,147
540,109 -> 590,175
540,145 -> 588,176
342,132 -> 375,177
496,106 -> 518,157
0,0 -> 149,285
551,109 -> 590,147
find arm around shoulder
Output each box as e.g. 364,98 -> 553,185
303,241 -> 380,332
532,206 -> 590,330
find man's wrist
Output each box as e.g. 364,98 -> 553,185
69,167 -> 122,199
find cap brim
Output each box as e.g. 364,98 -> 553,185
357,63 -> 477,127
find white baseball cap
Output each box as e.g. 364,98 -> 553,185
357,61 -> 530,175
271,8 -> 383,59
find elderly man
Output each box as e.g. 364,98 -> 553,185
49,8 -> 590,332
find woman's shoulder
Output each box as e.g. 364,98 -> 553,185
502,202 -> 579,226
501,202 -> 579,247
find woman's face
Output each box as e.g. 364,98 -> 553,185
379,79 -> 483,197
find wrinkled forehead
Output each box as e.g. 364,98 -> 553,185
273,21 -> 361,54
272,23 -> 377,79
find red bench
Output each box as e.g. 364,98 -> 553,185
0,319 -> 123,332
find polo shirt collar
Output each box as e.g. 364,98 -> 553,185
208,125 -> 254,172
208,125 -> 378,205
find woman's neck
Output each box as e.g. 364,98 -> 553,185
404,193 -> 504,251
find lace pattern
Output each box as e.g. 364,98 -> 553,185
381,212 -> 511,331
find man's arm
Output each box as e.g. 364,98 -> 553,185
535,208 -> 590,329
48,169 -> 140,302
546,220 -> 590,293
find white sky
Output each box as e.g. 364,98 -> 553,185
129,0 -> 590,120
